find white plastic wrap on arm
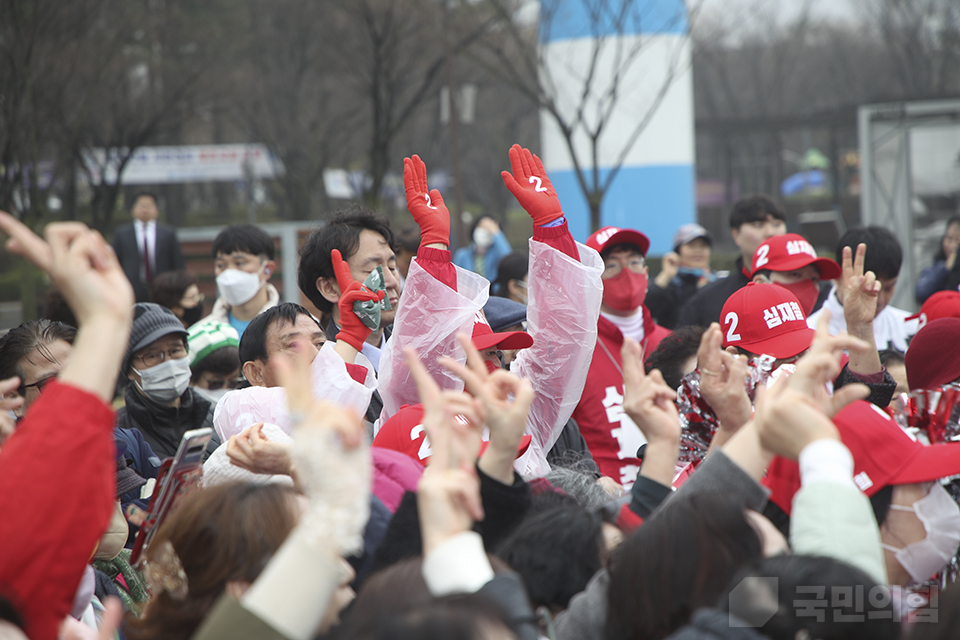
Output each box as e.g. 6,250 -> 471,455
213,341 -> 377,441
512,240 -> 603,477
377,258 -> 489,426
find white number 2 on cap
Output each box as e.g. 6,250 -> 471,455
725,311 -> 741,342
754,244 -> 769,269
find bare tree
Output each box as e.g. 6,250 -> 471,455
469,0 -> 692,231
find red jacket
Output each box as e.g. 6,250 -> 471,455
572,313 -> 670,488
0,382 -> 116,640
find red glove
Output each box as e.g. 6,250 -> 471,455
404,155 -> 450,247
501,144 -> 563,226
332,249 -> 385,351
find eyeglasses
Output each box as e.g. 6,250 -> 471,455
6,374 -> 57,400
181,292 -> 205,306
135,345 -> 188,369
603,256 -> 646,277
201,376 -> 245,391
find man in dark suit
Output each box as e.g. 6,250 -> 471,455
111,191 -> 186,302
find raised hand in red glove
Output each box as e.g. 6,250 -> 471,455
333,248 -> 385,351
500,144 -> 563,226
404,155 -> 449,247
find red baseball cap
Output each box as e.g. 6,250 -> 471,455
720,282 -> 815,359
904,318 -> 960,391
764,400 -> 960,515
586,226 -> 650,258
471,310 -> 532,352
907,291 -> 960,329
372,404 -> 533,466
750,233 -> 841,280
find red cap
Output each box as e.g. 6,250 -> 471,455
764,400 -> 960,515
750,233 -> 841,280
720,283 -> 814,359
904,317 -> 960,390
586,226 -> 650,258
907,291 -> 960,329
372,404 -> 533,466
471,311 -> 533,352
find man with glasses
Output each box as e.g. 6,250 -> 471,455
0,319 -> 76,419
115,303 -> 219,458
571,226 -> 671,490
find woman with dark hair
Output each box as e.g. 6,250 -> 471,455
125,482 -> 355,640
150,270 -> 204,328
916,216 -> 960,303
605,492 -> 765,640
492,252 -> 529,303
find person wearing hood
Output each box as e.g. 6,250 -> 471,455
452,215 -> 512,283
116,303 -> 219,459
201,224 -> 279,338
570,226 -> 671,489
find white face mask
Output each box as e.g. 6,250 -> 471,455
192,386 -> 228,406
135,357 -> 192,404
473,227 -> 495,249
882,483 -> 960,584
216,265 -> 264,306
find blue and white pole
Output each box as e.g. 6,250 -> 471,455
539,0 -> 695,253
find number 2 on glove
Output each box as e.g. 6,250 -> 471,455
423,193 -> 438,210
528,176 -> 548,193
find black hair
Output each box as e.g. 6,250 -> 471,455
492,252 -> 529,298
468,214 -> 496,240
130,191 -> 158,209
869,484 -> 895,526
600,242 -> 645,261
42,288 -> 77,328
835,226 -> 902,281
879,349 -> 905,369
395,225 -> 421,255
721,555 -> 897,640
297,206 -> 395,313
151,270 -> 199,311
935,216 -> 960,262
238,303 -> 318,365
606,491 -> 763,640
190,346 -> 241,383
0,596 -> 25,632
729,194 -> 786,229
347,593 -> 517,640
0,319 -> 77,383
212,224 -> 275,261
496,503 -> 604,611
644,325 -> 706,391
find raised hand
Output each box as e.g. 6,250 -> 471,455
406,347 -> 485,554
500,144 -> 563,226
839,243 -> 880,331
331,248 -> 385,352
439,334 -> 534,485
0,213 -> 133,327
621,338 -> 681,486
226,422 -> 294,477
403,155 -> 450,248
696,323 -> 752,443
786,310 -> 870,417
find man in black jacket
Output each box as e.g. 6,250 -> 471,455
676,195 -> 786,329
111,192 -> 185,302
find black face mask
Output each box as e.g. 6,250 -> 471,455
180,304 -> 204,327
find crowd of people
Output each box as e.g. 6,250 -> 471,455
1,143 -> 960,640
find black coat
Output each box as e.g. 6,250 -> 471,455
111,222 -> 186,303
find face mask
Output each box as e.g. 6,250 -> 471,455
180,304 -> 204,327
473,227 -> 495,249
775,279 -> 819,315
134,357 -> 192,404
216,265 -> 264,307
602,268 -> 648,312
882,483 -> 960,584
192,386 -> 228,405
